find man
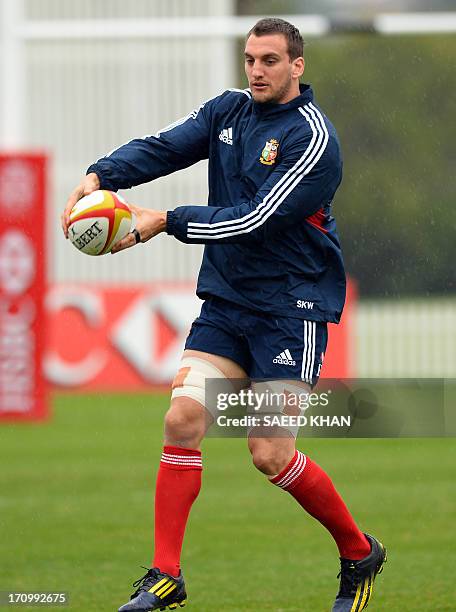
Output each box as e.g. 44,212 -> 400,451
62,18 -> 386,612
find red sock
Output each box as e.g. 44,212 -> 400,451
271,450 -> 370,560
153,446 -> 202,577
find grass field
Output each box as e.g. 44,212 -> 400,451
1,394 -> 455,611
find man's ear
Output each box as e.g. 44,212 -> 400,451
292,57 -> 305,79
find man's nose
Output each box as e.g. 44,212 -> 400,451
252,63 -> 264,78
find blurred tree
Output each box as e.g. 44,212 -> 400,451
237,35 -> 456,297
306,35 -> 455,297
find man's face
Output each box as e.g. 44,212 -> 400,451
244,33 -> 304,104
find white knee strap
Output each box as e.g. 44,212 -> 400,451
171,357 -> 229,409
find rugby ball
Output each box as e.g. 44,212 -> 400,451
68,190 -> 134,256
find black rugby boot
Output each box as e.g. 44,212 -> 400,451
118,567 -> 187,612
332,533 -> 386,611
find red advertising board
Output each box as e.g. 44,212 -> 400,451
45,281 -> 355,392
0,154 -> 48,420
324,279 -> 356,380
45,283 -> 202,391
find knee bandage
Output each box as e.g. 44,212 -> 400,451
171,357 -> 230,413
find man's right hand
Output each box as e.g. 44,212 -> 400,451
61,172 -> 100,238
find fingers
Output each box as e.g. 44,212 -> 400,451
131,229 -> 141,244
111,231 -> 139,254
62,187 -> 83,238
109,210 -> 167,254
62,173 -> 100,238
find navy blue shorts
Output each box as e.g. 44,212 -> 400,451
185,297 -> 328,385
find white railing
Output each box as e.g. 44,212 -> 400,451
1,0 -> 239,283
356,299 -> 456,378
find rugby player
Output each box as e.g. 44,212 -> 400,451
62,18 -> 386,611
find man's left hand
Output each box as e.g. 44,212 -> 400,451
111,204 -> 167,254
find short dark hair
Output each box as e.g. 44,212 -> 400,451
247,18 -> 304,61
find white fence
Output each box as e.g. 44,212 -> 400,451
356,299 -> 456,377
2,0 -> 240,283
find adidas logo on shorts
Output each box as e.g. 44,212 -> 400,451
273,349 -> 296,366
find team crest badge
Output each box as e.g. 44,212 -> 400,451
259,138 -> 279,165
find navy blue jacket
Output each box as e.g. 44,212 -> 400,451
88,84 -> 346,323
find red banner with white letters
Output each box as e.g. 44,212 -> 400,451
0,153 -> 48,420
45,283 -> 201,390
